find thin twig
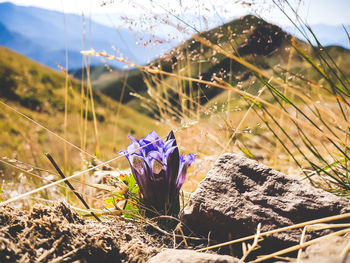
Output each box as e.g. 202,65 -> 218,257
240,223 -> 261,262
35,236 -> 64,262
49,246 -> 82,263
174,223 -> 189,248
297,226 -> 307,261
45,153 -> 101,222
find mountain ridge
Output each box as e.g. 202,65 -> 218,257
0,2 -> 173,69
86,15 -> 350,115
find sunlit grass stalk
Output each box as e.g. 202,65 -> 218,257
113,70 -> 128,144
64,64 -> 69,198
86,66 -> 100,157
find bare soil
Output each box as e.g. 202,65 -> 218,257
0,202 -> 173,262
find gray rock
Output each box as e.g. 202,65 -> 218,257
148,249 -> 239,263
297,234 -> 350,263
181,154 -> 350,255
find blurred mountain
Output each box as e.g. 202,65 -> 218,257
0,2 -> 173,69
89,15 -> 350,116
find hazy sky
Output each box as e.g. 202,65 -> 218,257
1,0 -> 349,26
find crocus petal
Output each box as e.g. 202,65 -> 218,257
165,146 -> 178,162
176,153 -> 197,188
145,130 -> 162,143
151,158 -> 165,176
184,153 -> 197,166
142,130 -> 164,150
165,145 -> 179,199
166,130 -> 176,143
128,136 -> 139,143
148,150 -> 163,162
164,131 -> 179,194
129,155 -> 153,200
130,156 -> 147,189
127,141 -> 142,155
163,139 -> 175,152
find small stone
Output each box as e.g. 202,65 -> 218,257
124,233 -> 132,241
297,234 -> 350,263
148,249 -> 239,263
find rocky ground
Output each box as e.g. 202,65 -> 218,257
1,154 -> 350,262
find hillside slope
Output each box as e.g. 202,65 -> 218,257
90,15 -> 350,115
0,46 -> 160,173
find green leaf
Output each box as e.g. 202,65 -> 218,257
120,173 -> 139,195
103,173 -> 140,218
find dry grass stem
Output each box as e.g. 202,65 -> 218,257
297,226 -> 307,261
252,228 -> 350,262
196,213 -> 350,252
240,223 -> 262,262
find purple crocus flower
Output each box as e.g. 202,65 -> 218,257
120,130 -> 196,216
